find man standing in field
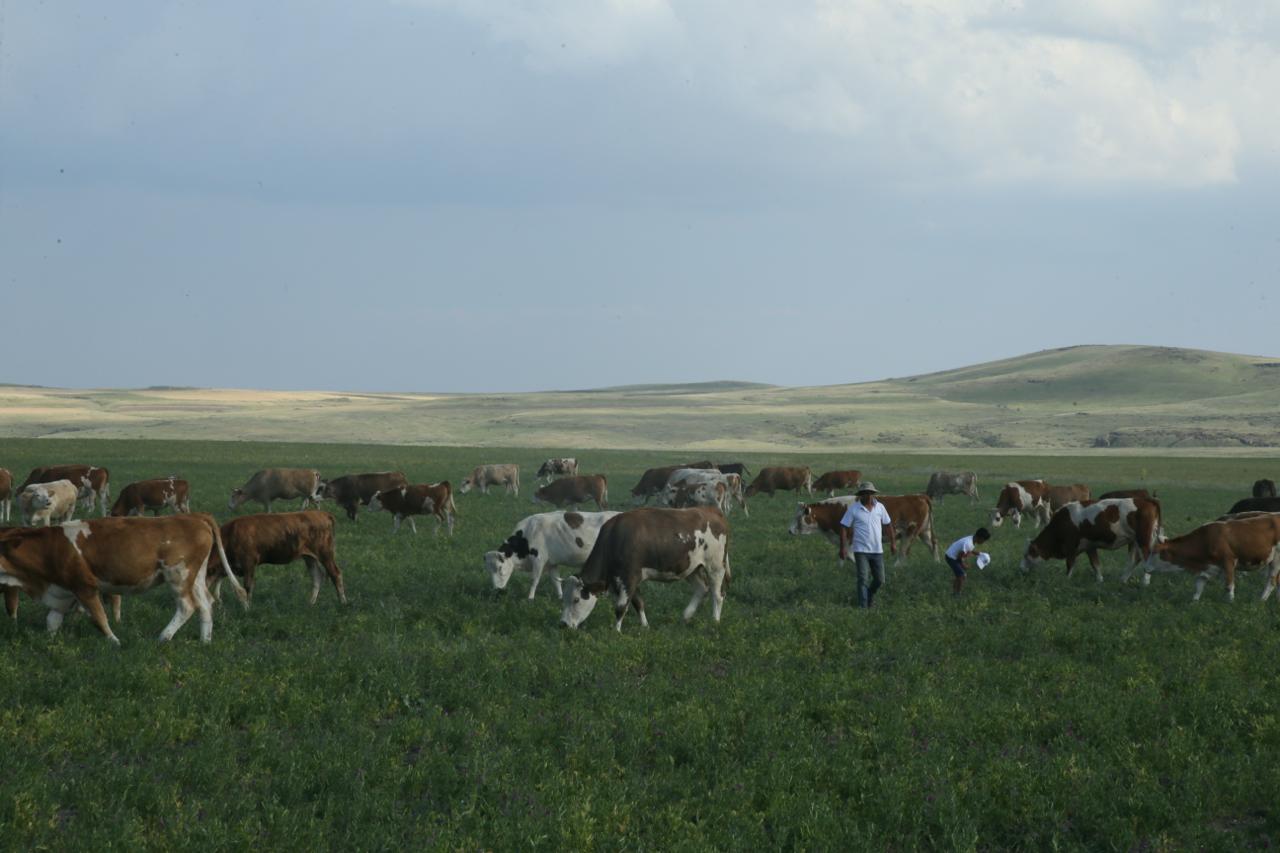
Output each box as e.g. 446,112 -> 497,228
838,482 -> 895,608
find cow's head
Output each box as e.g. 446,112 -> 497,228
485,531 -> 539,590
367,490 -> 386,513
459,476 -> 475,494
532,486 -> 549,505
559,576 -> 598,629
655,484 -> 680,508
1019,538 -> 1044,572
789,503 -> 820,536
228,488 -> 249,510
990,506 -> 1021,528
319,480 -> 341,501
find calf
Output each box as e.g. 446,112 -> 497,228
533,475 -> 608,510
1253,479 -> 1277,499
21,465 -> 110,516
0,513 -> 249,643
368,482 -> 458,535
19,480 -> 79,527
229,468 -> 323,513
813,470 -> 862,498
110,477 -> 191,517
484,510 -> 620,599
460,464 -> 520,497
209,510 -> 346,605
1020,498 -> 1162,583
744,466 -> 813,498
321,471 -> 408,521
536,458 -> 578,482
925,470 -> 979,504
1143,513 -> 1280,602
0,467 -> 11,523
788,494 -> 939,564
630,462 -> 715,504
560,506 -> 731,632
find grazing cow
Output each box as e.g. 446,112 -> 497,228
1253,479 -> 1277,499
368,482 -> 458,535
715,462 -> 751,478
485,510 -> 620,599
208,510 -> 347,605
0,468 -> 11,523
0,514 -> 249,644
629,462 -> 715,504
110,477 -> 191,517
813,470 -> 863,498
788,494 -> 939,564
1226,496 -> 1280,516
533,475 -> 608,510
229,468 -> 323,513
20,465 -> 111,516
1143,513 -> 1280,602
19,480 -> 79,527
658,469 -> 748,516
925,471 -> 980,504
991,480 -> 1063,528
1019,498 -> 1162,582
1098,489 -> 1154,501
460,464 -> 520,497
745,466 -> 813,498
321,471 -> 408,521
536,458 -> 578,482
560,507 -> 731,632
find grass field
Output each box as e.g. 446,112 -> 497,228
2,438 -> 1280,849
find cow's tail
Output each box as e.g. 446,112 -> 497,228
444,482 -> 459,517
926,498 -> 940,560
209,519 -> 251,610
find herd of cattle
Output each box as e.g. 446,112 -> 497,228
1,460 -> 1279,642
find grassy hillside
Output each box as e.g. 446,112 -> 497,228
4,345 -> 1280,450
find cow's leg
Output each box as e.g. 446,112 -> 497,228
42,588 -> 76,635
708,565 -> 726,623
303,557 -> 325,605
1088,550 -> 1103,584
109,594 -> 122,623
683,573 -> 709,622
159,562 -> 197,642
265,499 -> 273,513
316,553 -> 347,604
193,564 -> 215,643
391,514 -> 401,534
407,516 -> 418,535
74,589 -> 119,644
1263,564 -> 1280,602
631,592 -> 648,629
1192,571 -> 1211,601
528,558 -> 546,600
446,512 -> 455,536
1224,558 -> 1237,602
4,588 -> 17,619
1064,554 -> 1078,579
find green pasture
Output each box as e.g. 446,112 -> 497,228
1,438 -> 1279,849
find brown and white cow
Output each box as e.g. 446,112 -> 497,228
110,477 -> 191,517
208,510 -> 346,605
788,494 -> 939,564
321,471 -> 408,521
229,468 -> 324,513
744,466 -> 813,499
1143,513 -> 1280,602
460,464 -> 520,497
813,470 -> 862,498
0,513 -> 249,643
991,480 -> 1052,528
368,482 -> 458,535
1020,497 -> 1162,583
485,510 -> 620,599
533,475 -> 608,510
925,471 -> 979,504
0,468 -> 12,524
19,480 -> 79,527
629,462 -> 715,504
536,458 -> 578,482
658,469 -> 748,516
560,506 -> 731,632
1252,479 -> 1277,499
21,465 -> 111,516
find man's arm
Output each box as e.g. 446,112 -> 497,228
882,523 -> 896,555
839,524 -> 850,561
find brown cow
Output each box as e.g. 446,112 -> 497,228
533,475 -> 608,510
460,464 -> 521,497
788,494 -> 939,563
209,510 -> 347,605
321,471 -> 408,521
110,477 -> 191,517
745,466 -> 813,498
629,462 -> 715,504
368,482 -> 458,535
20,465 -> 111,516
0,514 -> 249,643
229,468 -> 324,513
813,470 -> 862,498
1143,513 -> 1280,602
0,467 -> 11,524
1020,497 -> 1162,583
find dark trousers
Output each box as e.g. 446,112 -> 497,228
854,552 -> 885,608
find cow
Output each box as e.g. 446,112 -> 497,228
367,482 -> 458,535
560,506 -> 731,632
788,494 -> 939,564
1253,479 -> 1277,499
1142,513 -> 1280,602
18,480 -> 79,527
321,471 -> 408,521
484,510 -> 620,599
658,469 -> 748,516
0,468 -> 11,523
1019,498 -> 1163,583
1098,489 -> 1155,501
745,466 -> 813,498
229,468 -> 323,513
629,462 -> 715,504
990,480 -> 1088,528
0,513 -> 249,644
715,462 -> 751,478
208,510 -> 347,605
1226,496 -> 1280,516
110,477 -> 191,517
813,470 -> 862,498
925,471 -> 980,504
533,475 -> 608,510
535,458 -> 578,482
460,464 -> 520,497
20,465 -> 110,516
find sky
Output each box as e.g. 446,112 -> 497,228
2,1 -> 1278,392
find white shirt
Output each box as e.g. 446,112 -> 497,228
946,535 -> 976,561
840,499 -> 892,554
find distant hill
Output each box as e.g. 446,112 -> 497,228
3,345 -> 1279,451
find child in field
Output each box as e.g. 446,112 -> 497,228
944,527 -> 991,595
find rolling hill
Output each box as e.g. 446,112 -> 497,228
3,345 -> 1279,451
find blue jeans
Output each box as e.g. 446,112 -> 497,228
854,552 -> 885,608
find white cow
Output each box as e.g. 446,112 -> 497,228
18,480 -> 79,527
483,510 -> 620,599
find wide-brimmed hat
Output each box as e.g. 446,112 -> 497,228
855,481 -> 879,494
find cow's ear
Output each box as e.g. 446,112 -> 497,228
528,548 -> 539,557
